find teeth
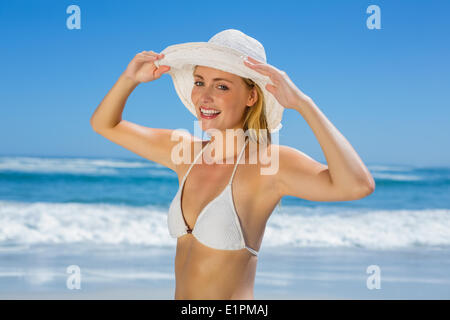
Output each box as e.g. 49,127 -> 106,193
200,107 -> 221,114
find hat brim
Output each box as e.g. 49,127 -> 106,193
154,42 -> 284,133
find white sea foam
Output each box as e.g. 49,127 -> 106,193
371,172 -> 424,181
0,201 -> 174,246
265,209 -> 450,249
0,156 -> 162,175
368,165 -> 415,172
2,157 -> 440,182
0,200 -> 449,250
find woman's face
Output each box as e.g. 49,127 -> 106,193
191,65 -> 257,132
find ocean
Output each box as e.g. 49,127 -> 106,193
1,156 -> 449,299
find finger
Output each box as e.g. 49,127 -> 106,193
246,57 -> 281,75
243,59 -> 267,72
155,65 -> 171,77
246,55 -> 264,64
266,83 -> 276,93
139,53 -> 157,59
243,59 -> 283,86
256,65 -> 284,83
137,55 -> 158,62
141,51 -> 164,59
243,59 -> 257,69
244,58 -> 273,73
140,55 -> 164,63
246,61 -> 275,77
244,61 -> 279,85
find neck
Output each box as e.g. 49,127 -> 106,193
205,129 -> 247,164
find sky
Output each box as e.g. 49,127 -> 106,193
1,0 -> 449,167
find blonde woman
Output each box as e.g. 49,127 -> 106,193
90,29 -> 375,300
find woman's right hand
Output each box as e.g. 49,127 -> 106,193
123,50 -> 171,85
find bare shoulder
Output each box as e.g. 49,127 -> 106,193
255,143 -> 317,168
250,142 -> 326,199
242,142 -> 284,195
277,144 -> 324,167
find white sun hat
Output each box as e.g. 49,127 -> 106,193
154,29 -> 284,133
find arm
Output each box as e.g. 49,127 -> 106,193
89,51 -> 191,171
277,96 -> 375,201
90,50 -> 169,130
90,73 -> 139,130
243,55 -> 375,201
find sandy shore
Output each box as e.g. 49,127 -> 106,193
1,244 -> 449,299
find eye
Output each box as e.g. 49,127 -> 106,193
194,81 -> 228,91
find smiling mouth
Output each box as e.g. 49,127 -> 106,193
200,106 -> 221,118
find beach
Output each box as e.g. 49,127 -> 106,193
0,156 -> 449,299
1,243 -> 449,299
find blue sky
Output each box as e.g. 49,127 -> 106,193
1,0 -> 449,167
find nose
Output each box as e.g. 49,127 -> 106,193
199,86 -> 215,103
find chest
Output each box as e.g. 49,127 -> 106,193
177,160 -> 278,243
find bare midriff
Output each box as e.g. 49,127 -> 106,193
174,234 -> 258,300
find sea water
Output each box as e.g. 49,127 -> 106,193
0,156 -> 449,299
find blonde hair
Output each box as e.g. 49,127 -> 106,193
241,77 -> 282,210
241,77 -> 272,146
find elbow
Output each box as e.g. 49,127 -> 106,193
90,115 -> 120,133
90,117 -> 104,133
90,116 -> 98,131
366,175 -> 376,194
363,182 -> 375,196
90,123 -> 100,133
356,168 -> 376,197
353,179 -> 375,199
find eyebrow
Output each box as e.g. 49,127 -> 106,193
193,74 -> 234,84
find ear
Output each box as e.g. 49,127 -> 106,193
246,87 -> 258,107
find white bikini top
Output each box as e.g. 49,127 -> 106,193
167,138 -> 258,256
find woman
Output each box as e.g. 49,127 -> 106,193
90,29 -> 375,300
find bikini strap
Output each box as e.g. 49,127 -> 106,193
245,246 -> 258,256
228,138 -> 249,185
182,140 -> 210,183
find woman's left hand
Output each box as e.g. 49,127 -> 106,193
243,56 -> 310,110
